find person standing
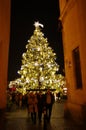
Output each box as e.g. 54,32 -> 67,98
44,89 -> 55,123
28,92 -> 38,124
37,91 -> 44,123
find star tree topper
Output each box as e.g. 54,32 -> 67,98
34,21 -> 44,28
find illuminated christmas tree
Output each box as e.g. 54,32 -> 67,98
17,21 -> 60,94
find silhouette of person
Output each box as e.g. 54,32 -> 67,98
37,91 -> 44,123
44,89 -> 55,122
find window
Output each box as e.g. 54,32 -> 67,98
72,47 -> 82,89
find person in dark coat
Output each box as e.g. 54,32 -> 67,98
44,89 -> 55,123
37,91 -> 44,123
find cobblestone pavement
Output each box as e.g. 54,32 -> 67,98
0,100 -> 86,130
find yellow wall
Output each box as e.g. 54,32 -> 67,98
59,0 -> 86,123
0,0 -> 11,109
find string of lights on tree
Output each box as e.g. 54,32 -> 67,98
8,21 -> 66,95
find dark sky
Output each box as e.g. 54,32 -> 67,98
8,0 -> 64,81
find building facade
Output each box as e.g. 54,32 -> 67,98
59,0 -> 86,124
0,0 -> 11,110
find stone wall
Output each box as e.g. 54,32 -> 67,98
0,0 -> 11,109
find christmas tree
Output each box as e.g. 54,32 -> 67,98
16,21 -> 60,94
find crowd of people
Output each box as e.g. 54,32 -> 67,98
7,89 -> 55,125
28,89 -> 55,124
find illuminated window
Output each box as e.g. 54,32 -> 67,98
72,47 -> 82,89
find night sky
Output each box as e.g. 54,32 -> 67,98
8,0 -> 64,81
